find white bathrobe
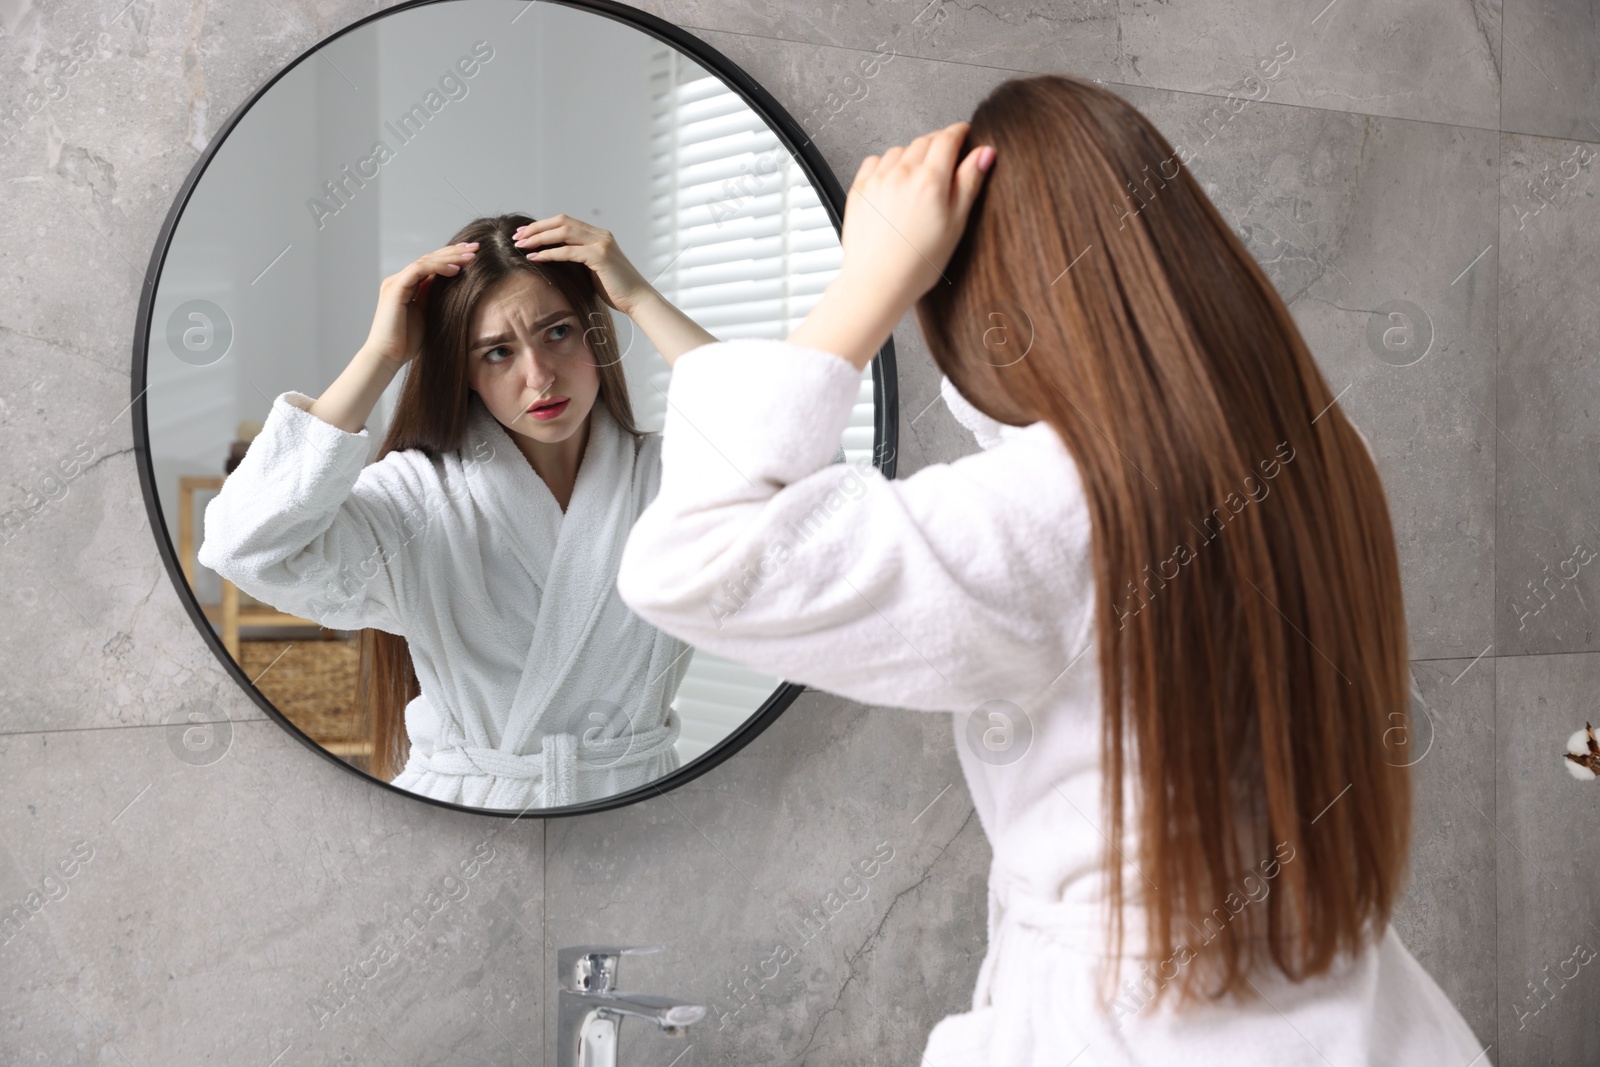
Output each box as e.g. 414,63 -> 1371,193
197,388 -> 694,810
615,338 -> 1489,1067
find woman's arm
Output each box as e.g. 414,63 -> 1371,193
309,345 -> 403,433
616,286 -> 716,369
615,338 -> 1091,712
198,244 -> 479,634
784,279 -> 902,373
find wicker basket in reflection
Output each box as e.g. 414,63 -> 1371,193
235,636 -> 372,766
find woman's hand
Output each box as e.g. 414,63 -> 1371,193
317,242 -> 476,431
837,121 -> 994,306
787,122 -> 994,370
361,242 -> 480,366
512,214 -> 656,316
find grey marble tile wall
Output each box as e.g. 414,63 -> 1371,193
0,0 -> 1592,1063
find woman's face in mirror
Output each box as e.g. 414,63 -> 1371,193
465,271 -> 601,444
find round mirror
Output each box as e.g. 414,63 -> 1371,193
132,0 -> 897,816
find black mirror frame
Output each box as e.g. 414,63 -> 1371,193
130,0 -> 899,820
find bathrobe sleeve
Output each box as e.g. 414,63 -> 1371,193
196,390 -> 424,637
616,338 -> 1095,713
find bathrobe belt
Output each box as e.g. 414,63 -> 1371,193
974,880 -> 1155,1011
399,714 -> 681,809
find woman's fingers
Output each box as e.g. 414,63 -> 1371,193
863,122 -> 970,194
413,242 -> 477,273
513,213 -> 571,240
515,225 -> 566,248
952,144 -> 993,221
389,243 -> 477,304
899,127 -> 940,170
433,241 -> 478,267
424,242 -> 478,274
519,223 -> 597,248
922,122 -> 969,191
524,242 -> 582,263
514,214 -> 601,248
512,217 -> 549,241
850,154 -> 881,196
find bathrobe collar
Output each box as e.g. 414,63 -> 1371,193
460,393 -> 650,761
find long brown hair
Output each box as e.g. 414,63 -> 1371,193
357,213 -> 640,782
915,76 -> 1410,1011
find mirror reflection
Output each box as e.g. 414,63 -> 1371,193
143,0 -> 880,810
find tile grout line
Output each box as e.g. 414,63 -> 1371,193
673,19 -> 1598,149
1490,31 -> 1498,1041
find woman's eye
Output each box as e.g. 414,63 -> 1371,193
547,323 -> 572,343
485,345 -> 511,363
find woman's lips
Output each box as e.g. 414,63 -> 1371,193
528,397 -> 570,421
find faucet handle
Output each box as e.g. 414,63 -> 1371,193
557,944 -> 663,992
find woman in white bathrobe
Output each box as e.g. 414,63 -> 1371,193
199,212 -> 719,811
616,76 -> 1489,1065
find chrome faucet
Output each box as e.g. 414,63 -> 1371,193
556,944 -> 706,1067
